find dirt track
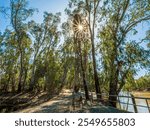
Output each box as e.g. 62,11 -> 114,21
18,89 -> 128,113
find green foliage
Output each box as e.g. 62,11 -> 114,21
99,0 -> 150,90
0,0 -> 149,100
124,74 -> 150,91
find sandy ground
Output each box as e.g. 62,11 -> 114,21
18,89 -> 128,113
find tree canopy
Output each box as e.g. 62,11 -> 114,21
0,0 -> 150,108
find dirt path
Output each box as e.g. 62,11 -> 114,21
18,89 -> 128,113
18,89 -> 73,113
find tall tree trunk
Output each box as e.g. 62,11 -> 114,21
11,76 -> 15,92
29,63 -> 36,91
29,51 -> 38,91
91,36 -> 102,100
74,37 -> 80,87
109,81 -> 117,107
17,47 -> 23,93
78,40 -> 89,100
73,14 -> 89,99
22,68 -> 28,90
86,0 -> 102,101
109,66 -> 119,108
60,65 -> 68,90
5,75 -> 10,92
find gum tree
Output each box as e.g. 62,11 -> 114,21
99,0 -> 150,107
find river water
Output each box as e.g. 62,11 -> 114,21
118,91 -> 150,113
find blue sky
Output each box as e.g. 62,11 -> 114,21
0,0 -> 69,30
0,0 -> 149,78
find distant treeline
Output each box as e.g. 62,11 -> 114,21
124,74 -> 150,91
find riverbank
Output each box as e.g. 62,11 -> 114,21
132,91 -> 150,104
132,91 -> 150,97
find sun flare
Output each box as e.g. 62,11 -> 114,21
78,24 -> 83,31
72,18 -> 88,39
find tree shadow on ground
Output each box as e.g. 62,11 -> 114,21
0,91 -> 55,113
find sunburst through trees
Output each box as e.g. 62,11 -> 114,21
72,14 -> 89,39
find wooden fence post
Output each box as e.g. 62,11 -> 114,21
131,94 -> 138,113
145,99 -> 150,113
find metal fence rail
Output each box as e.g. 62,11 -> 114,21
97,93 -> 150,113
71,90 -> 150,113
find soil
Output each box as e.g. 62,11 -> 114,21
0,89 -> 129,113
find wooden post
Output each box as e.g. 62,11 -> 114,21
126,95 -> 130,111
131,94 -> 138,113
145,99 -> 150,113
117,96 -> 122,109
